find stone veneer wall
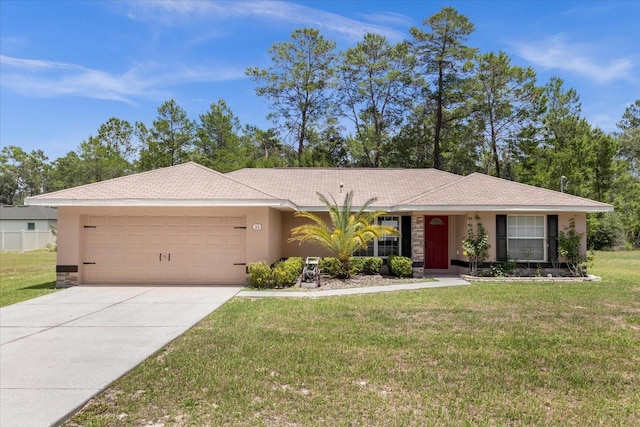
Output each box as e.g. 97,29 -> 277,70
56,271 -> 78,288
411,215 -> 424,277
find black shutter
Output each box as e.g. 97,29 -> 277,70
496,215 -> 507,261
401,216 -> 412,258
547,215 -> 558,263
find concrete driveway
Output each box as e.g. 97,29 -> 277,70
0,285 -> 241,427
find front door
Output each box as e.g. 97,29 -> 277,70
425,216 -> 448,269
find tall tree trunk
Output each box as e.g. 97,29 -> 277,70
491,121 -> 501,177
433,62 -> 444,170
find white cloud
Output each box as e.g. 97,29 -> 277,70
512,34 -> 635,84
121,0 -> 406,42
0,55 -> 245,103
359,11 -> 414,28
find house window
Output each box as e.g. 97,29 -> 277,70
507,216 -> 545,261
27,222 -> 35,230
354,216 -> 401,257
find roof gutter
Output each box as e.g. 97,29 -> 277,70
25,197 -> 613,213
392,204 -> 614,213
24,198 -> 298,210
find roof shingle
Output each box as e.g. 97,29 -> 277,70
398,173 -> 612,210
226,168 -> 461,208
27,162 -> 279,204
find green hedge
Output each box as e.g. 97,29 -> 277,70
361,257 -> 383,275
388,254 -> 413,278
247,257 -> 304,288
319,257 -> 343,278
247,261 -> 272,288
320,257 -> 382,278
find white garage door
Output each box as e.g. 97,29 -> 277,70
83,215 -> 246,285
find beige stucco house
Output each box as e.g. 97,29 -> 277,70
25,162 -> 612,287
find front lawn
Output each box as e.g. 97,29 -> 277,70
0,250 -> 57,307
66,251 -> 640,426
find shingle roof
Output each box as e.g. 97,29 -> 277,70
26,162 -> 283,206
26,162 -> 613,212
398,173 -> 613,211
0,205 -> 57,220
226,168 -> 461,208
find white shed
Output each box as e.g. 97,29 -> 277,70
0,205 -> 57,251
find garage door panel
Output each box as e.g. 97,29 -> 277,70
87,216 -> 105,226
226,234 -> 245,246
187,234 -> 204,245
128,217 -> 146,226
206,217 -> 223,226
147,231 -> 165,245
167,216 -> 185,226
225,217 -> 245,227
86,233 -> 105,246
205,234 -> 224,245
186,253 -> 204,266
187,217 -> 204,226
147,217 -> 164,227
127,251 -> 151,264
167,233 -> 186,244
107,233 -> 127,245
127,232 -> 146,244
108,216 -> 126,226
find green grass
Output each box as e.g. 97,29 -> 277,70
59,251 -> 639,425
0,250 -> 57,307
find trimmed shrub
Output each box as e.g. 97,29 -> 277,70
388,254 -> 413,278
272,257 -> 304,288
320,257 -> 342,278
287,257 -> 305,275
248,257 -> 304,288
350,257 -> 365,275
361,257 -> 383,275
247,261 -> 272,288
271,262 -> 290,288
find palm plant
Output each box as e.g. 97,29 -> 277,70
289,191 -> 399,278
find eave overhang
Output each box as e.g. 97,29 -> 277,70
392,204 -> 614,213
26,198 -> 613,214
25,198 -> 297,210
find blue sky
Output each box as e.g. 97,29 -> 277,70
1,0 -> 639,161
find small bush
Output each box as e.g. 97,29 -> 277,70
247,261 -> 272,288
489,259 -> 517,277
388,255 -> 413,278
248,257 -> 304,288
361,257 -> 382,275
272,257 -> 304,288
559,217 -> 589,277
271,262 -> 290,287
347,257 -> 382,276
349,257 -> 364,275
287,257 -> 305,275
320,257 -> 342,278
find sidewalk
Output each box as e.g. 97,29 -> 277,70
237,276 -> 469,298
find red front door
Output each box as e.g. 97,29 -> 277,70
425,216 -> 448,269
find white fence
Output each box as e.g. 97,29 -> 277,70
0,230 -> 56,252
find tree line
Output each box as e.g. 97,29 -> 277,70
1,7 -> 638,248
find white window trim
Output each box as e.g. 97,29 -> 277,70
355,216 -> 402,258
506,215 -> 546,262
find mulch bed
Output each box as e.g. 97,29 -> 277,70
297,274 -> 431,291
